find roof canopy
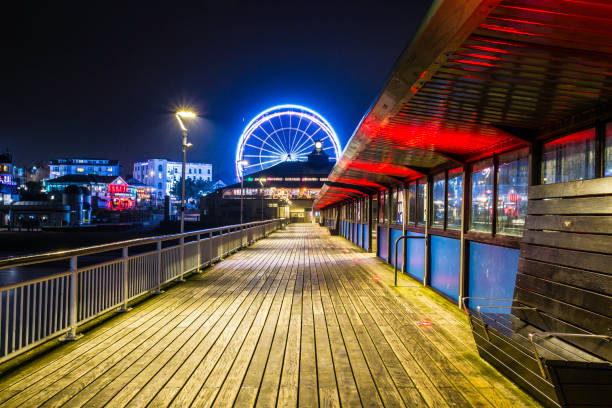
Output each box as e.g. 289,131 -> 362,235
315,0 -> 612,209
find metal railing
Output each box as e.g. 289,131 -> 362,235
393,234 -> 425,286
0,218 -> 286,364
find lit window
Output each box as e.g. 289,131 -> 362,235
77,167 -> 84,173
379,191 -> 386,224
447,169 -> 463,230
542,128 -> 595,184
470,159 -> 493,233
497,149 -> 529,236
605,122 -> 612,177
408,183 -> 416,224
432,174 -> 445,227
416,179 -> 426,226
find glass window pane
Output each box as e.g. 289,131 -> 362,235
356,200 -> 361,222
470,159 -> 493,233
408,183 -> 416,225
447,169 -> 463,230
497,149 -> 529,236
542,128 -> 595,184
378,192 -> 384,223
372,195 -> 378,223
432,174 -> 445,227
606,123 -> 612,178
416,180 -> 426,226
397,185 -> 404,224
390,188 -> 398,224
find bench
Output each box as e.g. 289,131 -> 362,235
463,178 -> 612,408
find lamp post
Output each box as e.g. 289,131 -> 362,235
237,160 -> 248,224
175,110 -> 196,233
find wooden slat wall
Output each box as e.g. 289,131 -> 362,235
515,178 -> 612,361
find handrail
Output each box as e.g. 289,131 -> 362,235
0,218 -> 286,269
0,218 -> 286,364
528,332 -> 612,379
393,234 -> 425,286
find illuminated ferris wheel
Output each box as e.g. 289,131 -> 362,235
235,104 -> 341,180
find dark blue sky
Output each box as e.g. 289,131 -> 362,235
1,1 -> 432,183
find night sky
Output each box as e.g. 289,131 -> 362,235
1,1 -> 432,183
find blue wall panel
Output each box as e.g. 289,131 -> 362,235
468,242 -> 519,310
430,236 -> 461,301
356,223 -> 361,248
389,228 -> 404,268
377,226 -> 388,261
406,231 -> 425,282
363,225 -> 369,252
353,223 -> 357,244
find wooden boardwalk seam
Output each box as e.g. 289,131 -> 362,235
0,224 -> 541,407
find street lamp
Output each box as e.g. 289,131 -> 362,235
175,110 -> 196,233
237,160 -> 248,224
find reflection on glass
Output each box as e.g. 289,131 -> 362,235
606,123 -> 612,177
470,159 -> 493,232
397,186 -> 404,224
542,128 -> 595,184
417,180 -> 426,226
408,183 -> 416,224
447,169 -> 463,229
356,200 -> 361,222
391,188 -> 398,224
432,174 -> 445,227
379,191 -> 385,224
497,149 -> 529,236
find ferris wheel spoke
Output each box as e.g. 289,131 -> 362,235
292,127 -> 322,156
245,157 -> 283,169
290,121 -> 312,155
290,114 -> 303,153
266,121 -> 289,156
251,132 -> 285,155
244,142 -> 283,157
242,154 -> 282,159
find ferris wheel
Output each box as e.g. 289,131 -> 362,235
235,104 -> 341,180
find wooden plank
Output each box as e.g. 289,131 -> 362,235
518,259 -> 612,296
528,178 -> 612,199
520,244 -> 612,276
526,196 -> 612,215
524,214 -> 612,234
515,287 -> 612,337
522,230 -> 612,254
516,273 -> 612,318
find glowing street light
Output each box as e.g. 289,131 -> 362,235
175,109 -> 196,234
237,159 -> 249,224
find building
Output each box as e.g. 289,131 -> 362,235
49,158 -> 119,179
0,152 -> 19,205
46,174 -> 136,211
132,159 -> 212,200
126,178 -> 157,207
203,145 -> 332,223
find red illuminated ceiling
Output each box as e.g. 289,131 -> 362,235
315,0 -> 612,209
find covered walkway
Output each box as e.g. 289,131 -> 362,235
0,224 -> 538,407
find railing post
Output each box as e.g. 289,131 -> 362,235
60,255 -> 82,341
179,236 -> 185,281
153,240 -> 163,294
119,247 -> 131,312
196,234 -> 202,271
209,230 -> 213,264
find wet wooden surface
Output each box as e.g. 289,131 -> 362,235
0,224 -> 540,407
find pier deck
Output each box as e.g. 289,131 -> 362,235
0,224 -> 539,407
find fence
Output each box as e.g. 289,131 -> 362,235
0,218 -> 285,364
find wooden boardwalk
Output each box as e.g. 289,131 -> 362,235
0,224 -> 540,407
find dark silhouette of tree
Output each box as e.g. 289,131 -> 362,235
171,177 -> 214,199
